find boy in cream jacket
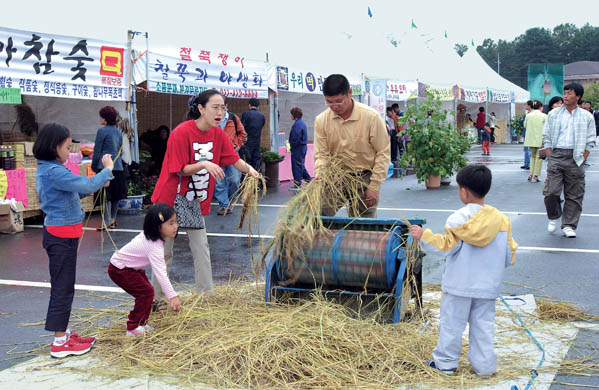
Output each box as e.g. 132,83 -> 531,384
409,164 -> 518,376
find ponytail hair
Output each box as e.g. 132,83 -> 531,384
186,89 -> 223,120
143,203 -> 176,241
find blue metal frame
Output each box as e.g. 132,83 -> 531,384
264,217 -> 425,323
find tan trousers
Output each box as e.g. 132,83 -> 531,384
320,171 -> 377,218
151,228 -> 213,299
529,147 -> 543,177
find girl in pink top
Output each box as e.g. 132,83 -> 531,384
108,203 -> 181,336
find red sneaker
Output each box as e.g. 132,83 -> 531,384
50,337 -> 92,358
70,332 -> 96,346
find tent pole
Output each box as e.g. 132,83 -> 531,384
126,30 -> 139,163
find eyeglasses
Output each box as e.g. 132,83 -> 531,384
325,95 -> 348,107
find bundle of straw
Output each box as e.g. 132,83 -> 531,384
229,174 -> 267,274
265,156 -> 372,285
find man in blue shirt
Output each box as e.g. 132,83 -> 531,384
241,98 -> 266,171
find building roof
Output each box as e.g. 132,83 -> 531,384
565,61 -> 599,76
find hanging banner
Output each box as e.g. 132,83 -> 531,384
369,78 -> 386,119
0,26 -> 128,101
488,89 -> 512,103
275,66 -> 361,95
418,83 -> 455,101
147,51 -> 268,99
458,87 -> 487,103
386,81 -> 418,101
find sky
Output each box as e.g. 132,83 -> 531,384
3,0 -> 598,64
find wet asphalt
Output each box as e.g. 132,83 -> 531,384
0,143 -> 598,388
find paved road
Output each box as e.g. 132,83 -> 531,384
1,143 -> 598,388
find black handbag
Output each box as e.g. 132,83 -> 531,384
174,169 -> 205,229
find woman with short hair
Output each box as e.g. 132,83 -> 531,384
289,106 -> 311,190
92,106 -> 126,230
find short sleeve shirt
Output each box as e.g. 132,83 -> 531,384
151,120 -> 240,214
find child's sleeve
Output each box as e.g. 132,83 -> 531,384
148,244 -> 177,300
419,211 -> 465,257
53,165 -> 114,195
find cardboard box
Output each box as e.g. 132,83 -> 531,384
0,201 -> 25,234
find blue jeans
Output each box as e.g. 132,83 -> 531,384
523,147 -> 530,168
214,165 -> 241,209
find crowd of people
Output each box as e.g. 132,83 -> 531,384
31,74 -> 595,382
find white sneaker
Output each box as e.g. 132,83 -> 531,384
562,226 -> 577,238
547,219 -> 559,233
126,325 -> 146,337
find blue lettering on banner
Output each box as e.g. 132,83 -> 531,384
305,72 -> 316,92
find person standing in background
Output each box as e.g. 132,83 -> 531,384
241,98 -> 265,172
521,100 -> 533,170
288,106 -> 311,190
214,103 -> 247,215
93,106 -> 126,230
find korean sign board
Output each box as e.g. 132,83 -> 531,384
386,81 -> 418,101
0,27 -> 128,101
418,83 -> 456,101
276,66 -> 362,96
488,89 -> 513,103
147,50 -> 268,99
368,79 -> 387,119
457,87 -> 487,103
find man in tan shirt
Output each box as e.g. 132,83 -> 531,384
314,74 -> 390,218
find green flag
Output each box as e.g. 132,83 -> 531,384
471,39 -> 475,47
444,31 -> 448,38
411,19 -> 417,29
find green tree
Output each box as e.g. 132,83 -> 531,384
585,82 -> 599,110
454,43 -> 469,57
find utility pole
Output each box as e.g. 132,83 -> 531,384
497,52 -> 501,75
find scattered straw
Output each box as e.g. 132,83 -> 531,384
537,299 -> 599,322
22,283 -> 559,389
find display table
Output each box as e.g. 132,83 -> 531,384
0,163 -> 98,219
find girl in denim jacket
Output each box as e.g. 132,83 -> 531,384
34,123 -> 114,358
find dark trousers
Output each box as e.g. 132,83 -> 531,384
543,149 -> 586,229
290,145 -> 311,184
476,127 -> 484,144
108,263 -> 154,331
43,228 -> 79,332
246,145 -> 262,172
390,131 -> 400,162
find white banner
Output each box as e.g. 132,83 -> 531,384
276,66 -> 362,95
386,81 -> 418,101
488,89 -> 513,103
0,27 -> 128,101
369,78 -> 386,119
460,87 -> 487,103
147,51 -> 268,99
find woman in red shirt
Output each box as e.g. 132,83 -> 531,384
150,90 -> 259,300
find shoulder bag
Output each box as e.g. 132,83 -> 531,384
174,169 -> 205,229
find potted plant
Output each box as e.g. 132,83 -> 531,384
261,149 -> 285,188
398,92 -> 470,189
119,162 -> 145,214
509,113 -> 525,143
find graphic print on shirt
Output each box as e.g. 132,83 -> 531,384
185,142 -> 214,201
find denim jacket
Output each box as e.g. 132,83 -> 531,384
36,160 -> 114,226
92,125 -> 124,172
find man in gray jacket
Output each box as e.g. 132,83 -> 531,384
542,83 -> 596,238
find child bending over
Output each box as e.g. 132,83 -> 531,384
409,164 -> 518,376
108,203 -> 181,336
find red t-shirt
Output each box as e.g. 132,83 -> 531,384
151,120 -> 240,214
476,112 -> 486,128
46,223 -> 83,238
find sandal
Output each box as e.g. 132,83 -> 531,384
107,221 -> 117,229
